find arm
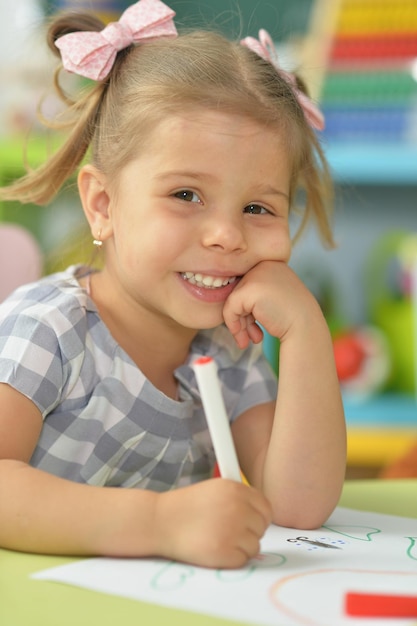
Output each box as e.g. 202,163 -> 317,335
0,384 -> 271,566
225,261 -> 346,529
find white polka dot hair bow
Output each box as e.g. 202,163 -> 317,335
55,0 -> 177,81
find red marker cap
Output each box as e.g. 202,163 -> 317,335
345,592 -> 417,618
194,356 -> 213,365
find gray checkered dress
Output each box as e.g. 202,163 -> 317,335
0,266 -> 277,491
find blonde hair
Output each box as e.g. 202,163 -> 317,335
0,12 -> 335,246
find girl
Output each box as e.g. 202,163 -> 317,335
0,0 -> 346,568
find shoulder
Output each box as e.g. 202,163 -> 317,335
0,266 -> 97,351
0,267 -> 99,415
0,265 -> 95,323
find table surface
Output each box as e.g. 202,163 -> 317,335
1,479 -> 416,626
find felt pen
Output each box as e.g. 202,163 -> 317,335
193,356 -> 242,483
345,591 -> 417,618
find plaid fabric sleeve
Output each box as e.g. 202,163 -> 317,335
0,285 -> 86,417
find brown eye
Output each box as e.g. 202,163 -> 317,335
244,204 -> 268,215
174,190 -> 200,203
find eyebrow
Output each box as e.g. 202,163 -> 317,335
252,184 -> 289,200
156,171 -> 289,200
155,170 -> 215,183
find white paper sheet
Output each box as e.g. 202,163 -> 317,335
32,507 -> 417,626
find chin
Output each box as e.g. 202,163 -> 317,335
177,311 -> 224,332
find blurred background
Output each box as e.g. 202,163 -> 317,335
0,0 -> 416,478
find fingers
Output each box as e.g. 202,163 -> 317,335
248,490 -> 273,549
227,482 -> 272,557
155,479 -> 272,569
247,318 -> 264,344
224,311 -> 263,349
221,485 -> 272,568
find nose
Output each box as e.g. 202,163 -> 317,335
200,209 -> 247,253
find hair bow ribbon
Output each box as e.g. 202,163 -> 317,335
55,0 -> 177,81
241,29 -> 325,131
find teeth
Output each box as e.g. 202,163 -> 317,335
182,272 -> 236,289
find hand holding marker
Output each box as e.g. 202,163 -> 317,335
193,357 -> 242,483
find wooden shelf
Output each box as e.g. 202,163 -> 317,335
344,392 -> 417,466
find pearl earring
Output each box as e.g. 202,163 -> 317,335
93,229 -> 103,248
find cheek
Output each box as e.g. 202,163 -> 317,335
281,236 -> 292,262
259,227 -> 291,263
118,219 -> 186,272
110,218 -> 146,273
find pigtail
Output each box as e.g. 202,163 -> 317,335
293,76 -> 335,248
46,13 -> 106,105
0,13 -> 107,206
296,137 -> 335,248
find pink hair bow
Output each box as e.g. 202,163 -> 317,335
241,29 -> 325,131
55,0 -> 177,81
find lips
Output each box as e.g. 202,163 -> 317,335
181,272 -> 237,289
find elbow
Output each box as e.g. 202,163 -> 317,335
270,490 -> 342,530
272,510 -> 328,530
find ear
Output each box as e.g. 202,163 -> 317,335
78,165 -> 113,241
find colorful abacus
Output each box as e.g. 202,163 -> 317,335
319,0 -> 417,144
52,0 -> 122,23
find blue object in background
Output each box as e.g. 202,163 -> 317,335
261,328 -> 279,375
46,0 -> 125,20
322,107 -> 409,142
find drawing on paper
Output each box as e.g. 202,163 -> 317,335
31,507 -> 417,626
286,536 -> 345,550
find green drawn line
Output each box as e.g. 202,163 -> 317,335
216,553 -> 286,582
322,525 -> 382,541
405,536 -> 417,561
150,562 -> 195,591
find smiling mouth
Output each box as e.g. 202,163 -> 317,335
180,272 -> 238,289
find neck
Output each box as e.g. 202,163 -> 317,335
86,269 -> 197,396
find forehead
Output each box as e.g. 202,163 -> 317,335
115,109 -> 292,200
153,109 -> 280,140
143,109 -> 289,166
